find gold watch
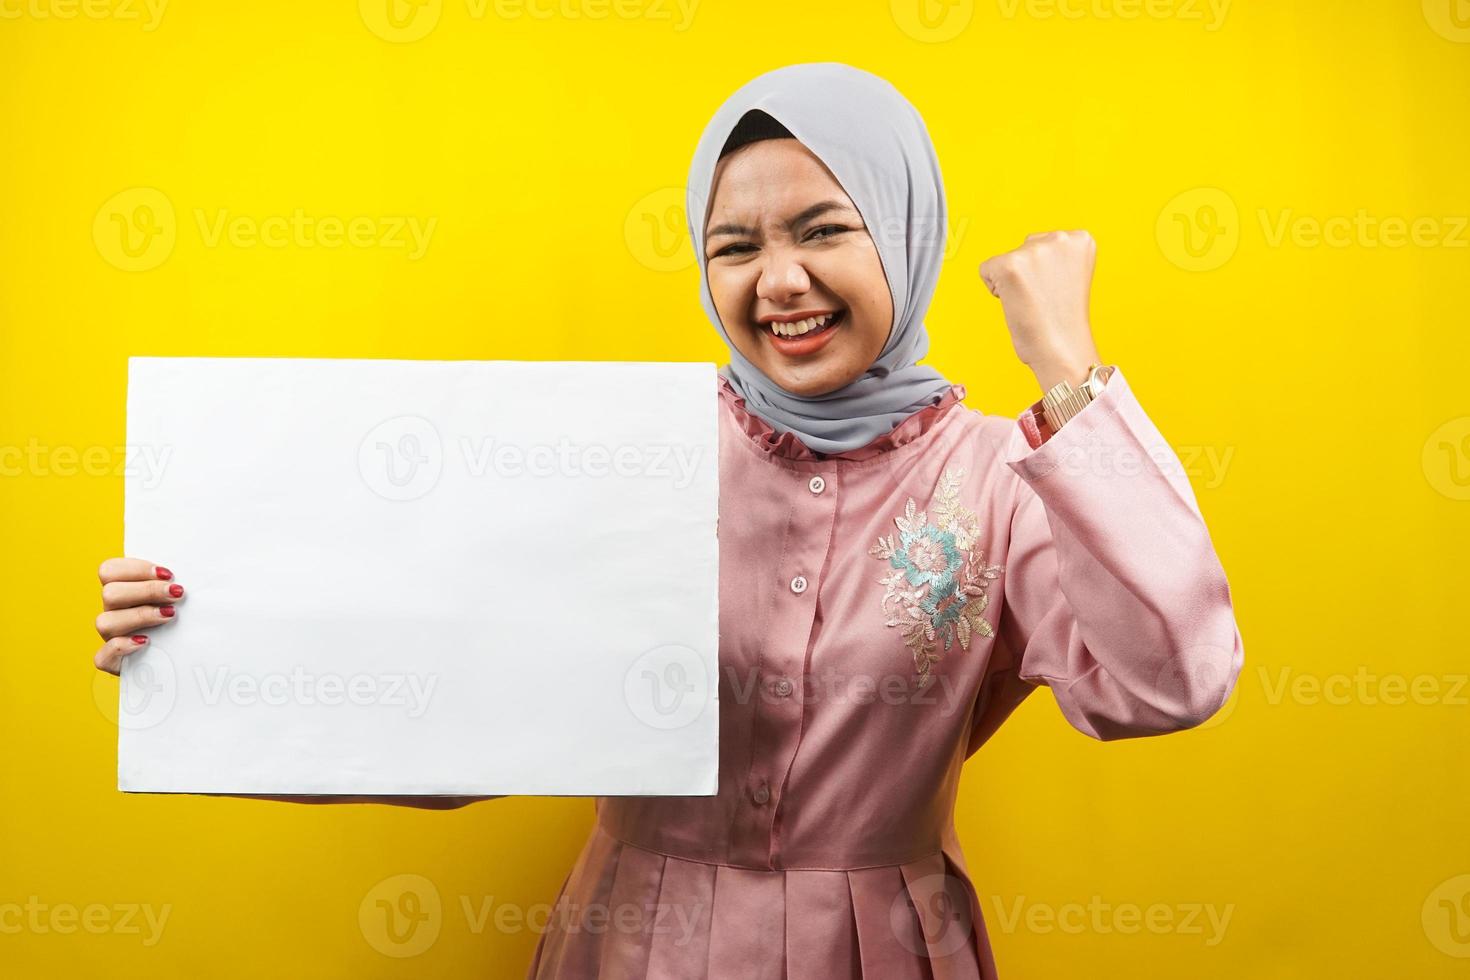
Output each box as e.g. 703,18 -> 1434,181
1040,363 -> 1114,433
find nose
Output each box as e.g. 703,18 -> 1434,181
755,249 -> 812,305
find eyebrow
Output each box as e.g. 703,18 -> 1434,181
704,199 -> 860,242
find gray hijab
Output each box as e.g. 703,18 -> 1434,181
686,62 -> 956,455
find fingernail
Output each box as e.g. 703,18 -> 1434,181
154,566 -> 173,580
131,635 -> 148,644
168,584 -> 184,598
160,605 -> 175,618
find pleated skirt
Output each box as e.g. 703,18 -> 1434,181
526,822 -> 996,979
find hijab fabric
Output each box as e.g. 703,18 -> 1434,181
686,62 -> 956,455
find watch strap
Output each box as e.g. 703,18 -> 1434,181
1025,364 -> 1115,447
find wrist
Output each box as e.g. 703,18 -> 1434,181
1034,361 -> 1115,438
1029,358 -> 1095,393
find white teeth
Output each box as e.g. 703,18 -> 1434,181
770,313 -> 834,337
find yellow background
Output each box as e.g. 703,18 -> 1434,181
2,1 -> 1468,976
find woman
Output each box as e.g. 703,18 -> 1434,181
92,63 -> 1243,978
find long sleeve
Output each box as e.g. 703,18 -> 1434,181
969,366 -> 1243,748
1015,395 -> 1053,449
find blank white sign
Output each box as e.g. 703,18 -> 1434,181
119,357 -> 719,796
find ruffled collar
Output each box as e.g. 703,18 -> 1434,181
717,375 -> 968,463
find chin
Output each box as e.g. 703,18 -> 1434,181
767,365 -> 860,398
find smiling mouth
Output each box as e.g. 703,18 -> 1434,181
758,308 -> 845,338
755,309 -> 847,357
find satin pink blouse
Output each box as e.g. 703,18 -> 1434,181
527,367 -> 1244,979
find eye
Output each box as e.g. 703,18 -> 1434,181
806,224 -> 850,242
710,241 -> 755,259
709,224 -> 851,260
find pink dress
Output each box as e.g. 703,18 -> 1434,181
527,367 -> 1244,979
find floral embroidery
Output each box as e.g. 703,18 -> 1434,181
868,466 -> 1004,682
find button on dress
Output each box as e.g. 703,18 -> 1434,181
527,368 -> 1244,979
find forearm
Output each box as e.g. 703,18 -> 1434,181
1028,349 -> 1100,395
1001,366 -> 1243,738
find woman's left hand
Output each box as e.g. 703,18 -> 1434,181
979,230 -> 1104,391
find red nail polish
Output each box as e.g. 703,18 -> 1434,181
169,584 -> 184,598
131,635 -> 148,644
160,605 -> 175,618
154,566 -> 173,580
